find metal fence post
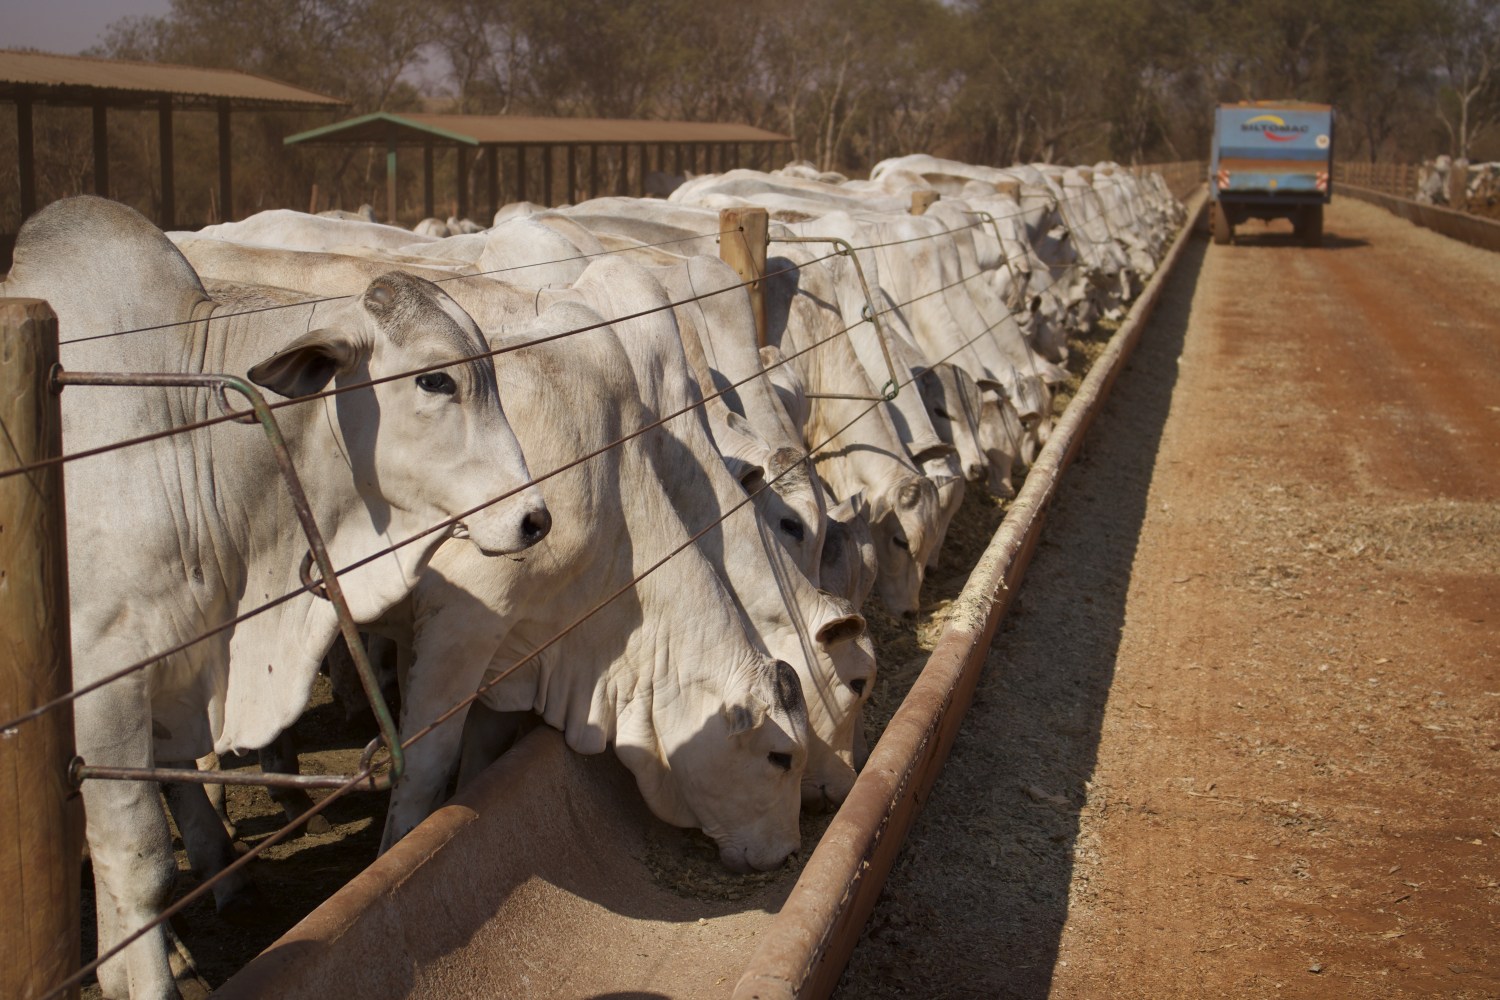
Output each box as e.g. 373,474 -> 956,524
0,298 -> 82,1000
718,207 -> 768,347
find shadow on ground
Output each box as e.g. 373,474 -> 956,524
834,234 -> 1205,1000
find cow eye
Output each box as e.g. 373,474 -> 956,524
767,751 -> 793,772
893,536 -> 909,551
779,516 -> 806,543
415,371 -> 457,395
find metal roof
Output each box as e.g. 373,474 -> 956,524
0,49 -> 345,111
285,111 -> 790,147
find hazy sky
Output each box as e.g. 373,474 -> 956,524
1,0 -> 173,56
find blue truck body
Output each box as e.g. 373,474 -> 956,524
1210,101 -> 1335,245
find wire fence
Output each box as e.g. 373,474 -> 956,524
0,166 -> 1187,1000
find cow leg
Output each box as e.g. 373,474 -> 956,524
195,751 -> 235,841
380,613 -> 507,854
256,730 -> 331,836
161,776 -> 258,920
76,677 -> 179,1000
457,703 -> 539,789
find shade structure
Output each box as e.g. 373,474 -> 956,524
1,49 -> 346,241
284,111 -> 794,221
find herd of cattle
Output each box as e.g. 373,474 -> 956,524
2,153 -> 1182,999
1415,154 -> 1500,210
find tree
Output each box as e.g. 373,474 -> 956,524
1431,0 -> 1500,158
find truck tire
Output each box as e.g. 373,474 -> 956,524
1211,201 -> 1232,245
1299,204 -> 1324,247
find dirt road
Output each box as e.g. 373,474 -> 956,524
835,198 -> 1500,998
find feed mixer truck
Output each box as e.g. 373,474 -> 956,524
1210,101 -> 1335,246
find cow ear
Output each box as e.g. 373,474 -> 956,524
248,328 -> 361,399
723,696 -> 768,737
722,455 -> 766,492
815,611 -> 865,648
912,442 -> 957,464
828,490 -> 867,526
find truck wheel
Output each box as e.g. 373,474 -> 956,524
1300,205 -> 1324,247
1211,202 -> 1232,245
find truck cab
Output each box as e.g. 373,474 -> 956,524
1210,101 -> 1334,246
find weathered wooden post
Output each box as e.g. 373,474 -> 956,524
718,207 -> 769,347
909,190 -> 940,215
1449,160 -> 1470,211
0,299 -> 82,1000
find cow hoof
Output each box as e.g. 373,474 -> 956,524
302,814 -> 333,837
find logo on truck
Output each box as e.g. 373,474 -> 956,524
1242,114 -> 1307,142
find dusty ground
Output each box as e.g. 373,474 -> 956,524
834,198 -> 1500,998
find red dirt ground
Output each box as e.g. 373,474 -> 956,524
835,197 -> 1500,999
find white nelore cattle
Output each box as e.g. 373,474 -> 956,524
3,196 -> 550,1000
46,153 -> 1179,992
382,312 -> 810,871
174,232 -> 874,818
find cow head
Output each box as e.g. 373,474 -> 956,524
868,473 -> 940,616
819,492 -> 877,608
616,658 -> 807,873
248,272 -> 550,567
918,363 -> 988,486
799,592 -> 874,810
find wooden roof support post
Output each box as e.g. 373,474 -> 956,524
589,144 -> 599,200
0,298 -> 82,1000
91,102 -> 109,199
216,99 -> 232,222
515,145 -> 527,205
456,146 -> 470,221
718,206 -> 768,347
17,96 -> 36,220
385,126 -> 398,226
566,143 -> 577,205
422,144 -> 435,220
635,144 -> 646,197
543,145 -> 554,206
157,95 -> 174,230
487,146 -> 499,221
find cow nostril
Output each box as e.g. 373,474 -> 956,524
521,507 -> 551,542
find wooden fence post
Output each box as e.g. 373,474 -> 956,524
718,207 -> 768,347
1449,161 -> 1469,211
0,299 -> 81,1000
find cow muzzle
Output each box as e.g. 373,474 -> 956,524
456,492 -> 552,556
